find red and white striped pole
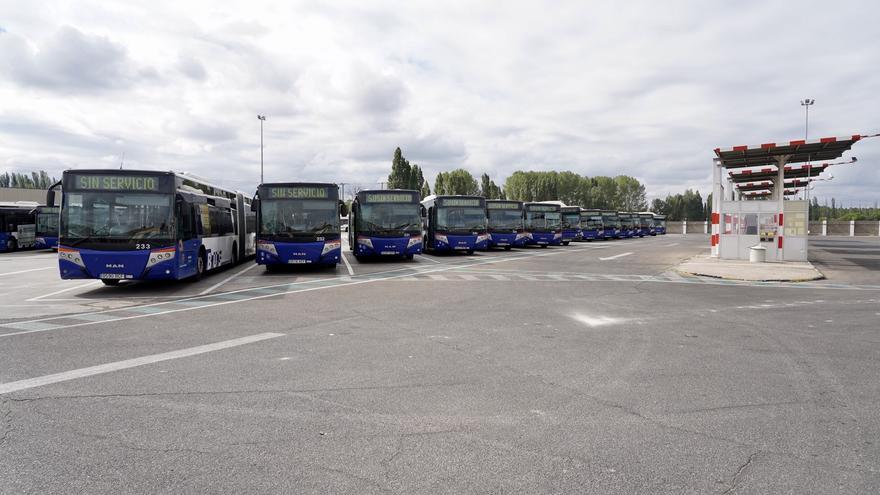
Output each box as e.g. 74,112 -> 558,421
711,158 -> 722,257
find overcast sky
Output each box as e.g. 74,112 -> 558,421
1,1 -> 878,204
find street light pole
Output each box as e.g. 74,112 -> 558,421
257,115 -> 266,183
800,99 -> 814,222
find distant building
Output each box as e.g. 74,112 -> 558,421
0,187 -> 59,205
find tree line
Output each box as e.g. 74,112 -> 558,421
0,171 -> 57,189
810,197 -> 880,221
386,148 -> 649,211
650,189 -> 713,221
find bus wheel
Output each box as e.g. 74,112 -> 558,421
540,245 -> 548,248
265,264 -> 278,273
195,251 -> 206,280
406,254 -> 414,260
232,244 -> 238,265
101,279 -> 120,286
6,239 -> 17,252
467,249 -> 474,255
562,241 -> 570,246
504,246 -> 512,251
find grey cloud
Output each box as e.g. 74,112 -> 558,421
0,26 -> 150,91
176,54 -> 206,81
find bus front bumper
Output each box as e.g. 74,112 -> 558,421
257,239 -> 341,265
58,246 -> 179,281
432,233 -> 488,252
488,233 -> 526,248
355,235 -> 422,257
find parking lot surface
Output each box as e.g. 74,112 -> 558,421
2,235 -> 880,494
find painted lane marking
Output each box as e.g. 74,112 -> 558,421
599,252 -> 633,261
418,255 -> 441,263
663,243 -> 680,247
340,252 -> 355,276
26,281 -> 102,302
199,263 -> 260,295
0,248 -> 581,337
0,267 -> 53,277
0,332 -> 284,394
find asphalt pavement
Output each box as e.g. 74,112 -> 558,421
2,234 -> 880,494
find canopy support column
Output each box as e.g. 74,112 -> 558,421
775,155 -> 790,260
711,158 -> 722,257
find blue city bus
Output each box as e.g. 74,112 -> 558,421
653,214 -> 667,235
559,206 -> 582,245
486,200 -> 527,250
34,205 -> 60,250
0,202 -> 38,252
618,212 -> 636,238
638,212 -> 654,236
51,170 -> 255,285
253,182 -> 346,269
421,195 -> 488,255
523,203 -> 562,247
349,189 -> 422,260
579,209 -> 604,241
601,210 -> 620,239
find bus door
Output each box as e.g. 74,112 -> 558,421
176,198 -> 200,278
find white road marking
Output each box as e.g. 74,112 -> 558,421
0,332 -> 285,394
571,313 -> 626,327
599,252 -> 633,261
663,243 -> 680,247
199,263 -> 260,295
26,281 -> 102,302
340,252 -> 355,276
0,267 -> 53,277
418,255 -> 441,263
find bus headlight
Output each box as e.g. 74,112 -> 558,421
553,232 -> 562,239
476,233 -> 489,244
357,236 -> 373,249
407,235 -> 422,248
146,247 -> 176,269
58,247 -> 86,268
257,240 -> 277,256
434,234 -> 448,245
321,239 -> 341,256
516,232 -> 532,241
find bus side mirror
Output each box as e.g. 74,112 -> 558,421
46,189 -> 55,207
420,205 -> 427,218
250,199 -> 259,212
339,201 -> 348,217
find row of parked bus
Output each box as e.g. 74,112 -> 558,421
5,169 -> 666,285
0,202 -> 60,252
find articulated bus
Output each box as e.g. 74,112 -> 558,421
653,214 -> 667,235
638,212 -> 655,236
601,210 -> 620,239
523,203 -> 562,247
580,209 -> 604,241
486,200 -> 526,250
0,202 -> 38,252
349,189 -> 422,260
421,195 -> 488,254
559,206 -> 582,245
51,170 -> 255,285
618,212 -> 636,238
35,205 -> 60,250
253,182 -> 345,269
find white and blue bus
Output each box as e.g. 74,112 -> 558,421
51,170 -> 255,285
523,203 -> 562,247
560,206 -> 582,245
253,182 -> 346,269
601,210 -> 620,239
0,202 -> 38,252
653,214 -> 667,235
580,209 -> 604,241
638,212 -> 654,237
34,205 -> 60,250
486,200 -> 527,250
349,189 -> 423,260
618,212 -> 636,238
421,195 -> 488,255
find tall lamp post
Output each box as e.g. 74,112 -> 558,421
257,115 -> 266,183
800,99 -> 815,224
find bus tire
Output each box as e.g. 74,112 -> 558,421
101,279 -> 120,286
265,264 -> 278,273
6,238 -> 17,252
467,249 -> 474,255
406,253 -> 414,260
194,249 -> 206,280
562,241 -> 570,246
540,245 -> 548,248
232,243 -> 238,265
504,246 -> 512,251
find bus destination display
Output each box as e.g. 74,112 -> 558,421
527,205 -> 558,212
267,187 -> 330,199
365,193 -> 416,203
72,174 -> 161,191
441,198 -> 481,207
487,202 -> 520,210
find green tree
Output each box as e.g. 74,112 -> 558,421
614,175 -> 647,211
387,147 -> 412,189
0,170 -> 58,189
435,169 -> 479,195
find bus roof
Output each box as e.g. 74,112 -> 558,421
560,206 -> 581,213
258,181 -> 338,189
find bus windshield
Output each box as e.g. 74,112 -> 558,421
359,203 -> 421,233
437,206 -> 486,231
36,209 -> 59,236
562,213 -> 580,228
525,211 -> 561,230
261,199 -> 338,235
586,216 -> 603,229
62,192 -> 173,241
487,210 -> 522,230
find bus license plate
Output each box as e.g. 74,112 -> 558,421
287,260 -> 310,264
497,242 -> 509,246
380,251 -> 398,255
99,273 -> 127,279
454,246 -> 469,250
537,242 -> 548,245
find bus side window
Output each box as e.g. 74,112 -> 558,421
177,201 -> 196,240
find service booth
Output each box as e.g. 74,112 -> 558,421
710,135 -> 865,262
